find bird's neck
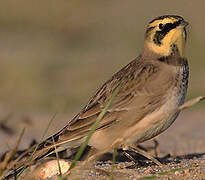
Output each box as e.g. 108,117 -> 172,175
141,42 -> 186,66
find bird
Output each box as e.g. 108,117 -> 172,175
5,15 -> 189,177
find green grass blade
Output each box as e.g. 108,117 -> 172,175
110,148 -> 117,180
69,82 -> 122,170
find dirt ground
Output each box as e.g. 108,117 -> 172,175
1,108 -> 205,179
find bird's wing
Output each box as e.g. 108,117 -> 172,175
58,57 -> 173,142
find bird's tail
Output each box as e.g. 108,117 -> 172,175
3,126 -> 83,179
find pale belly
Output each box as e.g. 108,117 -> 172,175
125,87 -> 186,145
89,87 -> 186,150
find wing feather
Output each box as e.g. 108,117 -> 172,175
59,56 -> 171,140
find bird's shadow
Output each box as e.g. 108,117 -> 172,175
97,150 -> 205,168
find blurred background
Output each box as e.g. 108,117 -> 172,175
0,0 -> 204,155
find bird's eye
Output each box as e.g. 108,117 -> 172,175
159,23 -> 163,30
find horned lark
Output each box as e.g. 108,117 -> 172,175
7,15 -> 189,176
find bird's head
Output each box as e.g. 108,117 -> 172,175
143,15 -> 189,57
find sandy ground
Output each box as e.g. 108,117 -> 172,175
0,108 -> 205,179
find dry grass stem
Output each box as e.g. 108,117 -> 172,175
52,136 -> 63,178
0,128 -> 25,178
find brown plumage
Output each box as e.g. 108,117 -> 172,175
5,15 -> 189,178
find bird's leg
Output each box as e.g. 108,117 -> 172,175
122,151 -> 138,164
153,139 -> 160,158
121,150 -> 144,168
136,139 -> 160,158
122,144 -> 162,166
